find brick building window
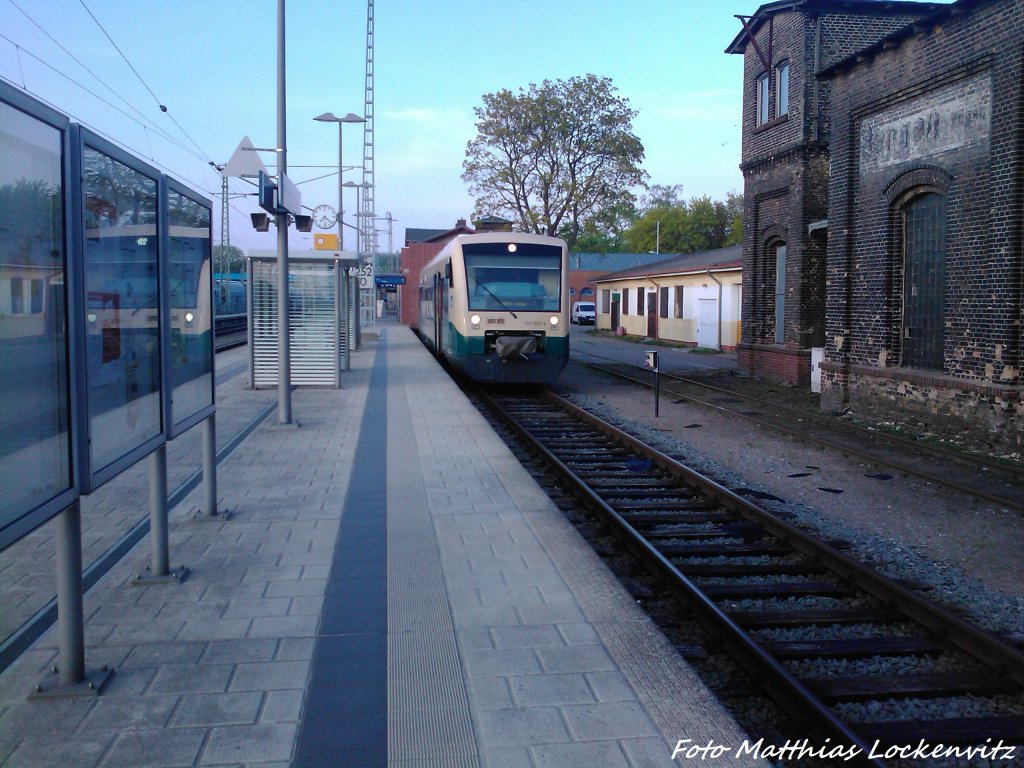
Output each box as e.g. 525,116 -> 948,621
756,73 -> 769,126
773,242 -> 786,344
775,61 -> 789,118
900,192 -> 946,370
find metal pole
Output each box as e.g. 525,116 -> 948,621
149,444 -> 169,577
337,124 -> 344,250
342,267 -> 350,370
655,367 -> 661,418
55,501 -> 85,685
276,0 -> 292,424
335,261 -> 343,385
194,414 -> 220,518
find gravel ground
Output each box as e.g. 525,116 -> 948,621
554,357 -> 1024,636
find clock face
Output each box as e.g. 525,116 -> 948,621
313,204 -> 337,229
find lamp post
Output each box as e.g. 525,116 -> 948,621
313,112 -> 365,250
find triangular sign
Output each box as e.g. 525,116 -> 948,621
222,136 -> 270,179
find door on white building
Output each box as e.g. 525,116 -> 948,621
697,298 -> 719,350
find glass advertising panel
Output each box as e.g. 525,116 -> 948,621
167,189 -> 213,432
82,145 -> 162,475
0,99 -> 72,542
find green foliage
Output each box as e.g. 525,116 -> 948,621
463,74 -> 647,251
567,198 -> 637,253
0,179 -> 61,262
623,189 -> 743,254
212,244 -> 245,274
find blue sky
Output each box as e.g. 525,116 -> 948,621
2,0 -> 759,251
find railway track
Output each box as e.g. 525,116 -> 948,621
476,385 -> 1024,766
214,313 -> 247,351
576,357 -> 1024,514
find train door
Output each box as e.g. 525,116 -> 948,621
433,273 -> 443,349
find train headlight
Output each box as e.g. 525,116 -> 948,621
469,314 -> 481,327
507,243 -> 517,253
549,315 -> 560,327
184,311 -> 195,323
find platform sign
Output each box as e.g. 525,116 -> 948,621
314,233 -> 339,250
644,350 -> 659,370
356,262 -> 375,290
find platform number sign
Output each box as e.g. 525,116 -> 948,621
356,263 -> 375,291
645,351 -> 659,370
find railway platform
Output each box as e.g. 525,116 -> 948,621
0,327 -> 764,767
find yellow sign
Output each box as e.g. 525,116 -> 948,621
313,233 -> 339,250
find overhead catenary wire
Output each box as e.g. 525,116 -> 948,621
0,34 -> 203,163
77,0 -> 216,165
7,0 -> 155,130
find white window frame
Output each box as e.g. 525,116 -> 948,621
776,61 -> 789,118
756,73 -> 770,126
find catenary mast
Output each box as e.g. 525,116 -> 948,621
360,0 -> 377,255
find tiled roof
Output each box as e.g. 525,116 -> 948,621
592,245 -> 742,282
567,252 -> 674,272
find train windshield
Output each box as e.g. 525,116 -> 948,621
463,243 -> 562,312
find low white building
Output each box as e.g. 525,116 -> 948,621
593,245 -> 742,351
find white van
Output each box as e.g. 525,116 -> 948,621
571,301 -> 596,325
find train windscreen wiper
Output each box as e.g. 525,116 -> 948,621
469,274 -> 518,319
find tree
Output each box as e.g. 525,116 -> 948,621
568,199 -> 638,253
622,190 -> 743,254
212,244 -> 245,275
462,75 -> 647,251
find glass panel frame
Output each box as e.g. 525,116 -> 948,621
72,127 -> 165,493
0,82 -> 79,551
163,178 -> 215,437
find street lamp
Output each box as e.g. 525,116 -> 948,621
313,112 -> 366,249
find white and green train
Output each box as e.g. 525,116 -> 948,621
418,232 -> 570,385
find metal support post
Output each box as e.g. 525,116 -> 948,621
30,501 -> 112,699
134,445 -> 188,585
275,0 -> 295,426
193,414 -> 229,521
342,267 -> 352,371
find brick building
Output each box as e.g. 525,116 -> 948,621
398,219 -> 474,326
819,0 -> 1023,449
726,0 -> 943,385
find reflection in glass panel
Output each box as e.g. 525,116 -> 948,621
168,191 -> 213,425
0,100 -> 71,528
83,147 -> 161,473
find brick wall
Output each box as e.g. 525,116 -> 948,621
399,242 -> 446,326
735,3 -> 943,386
822,0 -> 1024,450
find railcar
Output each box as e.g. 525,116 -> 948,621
418,232 -> 569,384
